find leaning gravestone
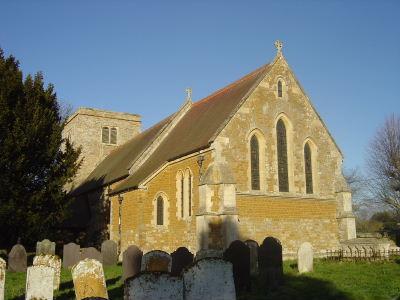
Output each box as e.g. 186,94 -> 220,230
101,240 -> 118,266
297,242 -> 313,273
25,265 -> 55,300
224,240 -> 251,293
81,247 -> 103,264
8,244 -> 27,272
244,240 -> 259,276
141,250 -> 172,272
36,239 -> 56,256
183,257 -> 236,300
123,245 -> 143,281
124,273 -> 183,300
72,259 -> 108,300
258,237 -> 283,289
33,254 -> 62,290
63,242 -> 81,268
0,258 -> 5,300
171,247 -> 194,276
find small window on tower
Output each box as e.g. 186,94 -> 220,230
102,127 -> 110,143
110,127 -> 117,145
277,80 -> 283,98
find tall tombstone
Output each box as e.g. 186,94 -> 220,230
141,250 -> 172,273
63,242 -> 81,268
8,244 -> 27,272
297,242 -> 313,274
244,240 -> 259,276
0,258 -> 5,300
36,239 -> 56,256
124,273 -> 183,300
171,247 -> 194,276
224,240 -> 251,293
123,245 -> 143,281
258,237 -> 283,289
72,259 -> 108,300
33,254 -> 62,290
81,247 -> 103,264
25,265 -> 55,300
183,257 -> 236,300
101,240 -> 118,266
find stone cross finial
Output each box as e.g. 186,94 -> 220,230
185,87 -> 192,101
275,40 -> 283,54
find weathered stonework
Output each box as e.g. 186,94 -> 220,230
25,265 -> 54,300
33,254 -> 62,290
0,258 -> 5,300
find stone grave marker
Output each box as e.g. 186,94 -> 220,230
183,257 -> 236,300
0,258 -> 5,300
25,265 -> 55,300
101,240 -> 118,266
122,245 -> 143,281
194,249 -> 223,261
124,273 -> 183,300
258,237 -> 283,289
141,250 -> 171,272
33,254 -> 62,290
8,244 -> 27,272
297,242 -> 313,273
36,239 -> 56,256
72,259 -> 108,300
171,247 -> 194,276
81,247 -> 103,264
244,240 -> 259,276
224,240 -> 251,293
63,242 -> 81,268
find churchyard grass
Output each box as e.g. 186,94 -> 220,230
4,259 -> 400,299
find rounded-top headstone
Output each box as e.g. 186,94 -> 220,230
63,242 -> 81,268
101,240 -> 118,266
33,254 -> 62,290
36,239 -> 56,256
8,244 -> 27,272
297,242 -> 313,273
123,245 -> 143,281
81,247 -> 103,264
141,250 -> 171,272
224,240 -> 251,293
171,247 -> 194,276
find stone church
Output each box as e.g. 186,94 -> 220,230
66,41 -> 356,257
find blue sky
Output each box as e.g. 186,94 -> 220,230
1,1 -> 399,172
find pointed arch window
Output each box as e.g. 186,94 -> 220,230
188,171 -> 192,216
180,174 -> 184,218
277,80 -> 283,98
277,119 -> 289,192
250,135 -> 260,190
156,196 -> 164,225
304,143 -> 313,194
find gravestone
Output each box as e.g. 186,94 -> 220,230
224,240 -> 251,293
63,242 -> 81,268
297,242 -> 313,273
33,254 -> 62,290
244,240 -> 259,276
25,265 -> 55,300
194,249 -> 223,261
101,240 -> 118,266
36,239 -> 56,256
124,273 -> 183,300
8,244 -> 27,272
183,257 -> 236,300
0,258 -> 5,300
141,250 -> 171,272
258,237 -> 283,289
171,247 -> 194,276
122,245 -> 143,281
72,259 -> 108,300
81,247 -> 103,264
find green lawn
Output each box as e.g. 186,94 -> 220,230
4,259 -> 400,300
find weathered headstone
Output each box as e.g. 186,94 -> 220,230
141,250 -> 171,272
245,240 -> 259,276
101,240 -> 118,266
72,259 -> 108,300
171,247 -> 194,276
36,239 -> 56,256
8,244 -> 27,272
25,265 -> 55,300
297,242 -> 313,273
224,240 -> 251,293
194,249 -> 223,261
33,254 -> 62,290
258,237 -> 283,289
123,245 -> 143,281
0,258 -> 5,300
124,273 -> 183,300
81,247 -> 103,264
63,242 -> 81,268
183,257 -> 236,300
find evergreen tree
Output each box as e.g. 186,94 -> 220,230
0,49 -> 81,249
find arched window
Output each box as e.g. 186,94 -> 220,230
156,196 -> 164,225
188,171 -> 192,216
277,119 -> 289,192
277,80 -> 283,98
304,143 -> 313,194
184,169 -> 193,217
250,135 -> 260,190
